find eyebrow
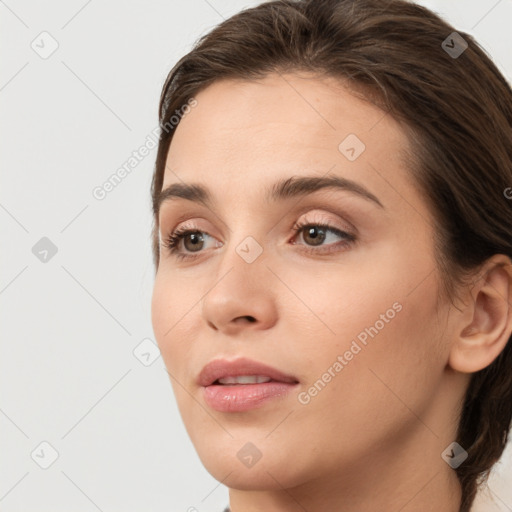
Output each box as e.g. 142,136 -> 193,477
154,174 -> 384,216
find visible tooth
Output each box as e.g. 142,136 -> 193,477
218,375 -> 272,385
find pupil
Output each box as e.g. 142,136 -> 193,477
186,232 -> 203,251
306,226 -> 325,246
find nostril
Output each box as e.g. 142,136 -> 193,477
237,315 -> 256,323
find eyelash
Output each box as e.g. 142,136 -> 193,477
162,219 -> 356,261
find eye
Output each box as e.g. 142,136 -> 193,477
291,220 -> 356,255
162,224 -> 219,261
162,218 -> 356,261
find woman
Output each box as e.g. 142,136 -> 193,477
150,1 -> 512,510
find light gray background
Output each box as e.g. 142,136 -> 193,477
1,1 -> 511,511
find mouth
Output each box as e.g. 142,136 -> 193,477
214,375 -> 285,385
198,357 -> 299,412
198,357 -> 299,386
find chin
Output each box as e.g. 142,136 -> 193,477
192,439 -> 303,490
206,461 -> 296,491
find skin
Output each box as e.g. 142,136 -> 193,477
151,72 -> 512,512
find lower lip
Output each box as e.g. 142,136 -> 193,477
202,382 -> 298,412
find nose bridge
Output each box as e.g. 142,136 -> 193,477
211,227 -> 269,293
216,208 -> 269,272
201,224 -> 277,331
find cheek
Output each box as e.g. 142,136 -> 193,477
296,269 -> 443,435
279,256 -> 402,354
151,272 -> 196,364
151,275 -> 173,346
288,251 -> 444,417
151,275 -> 200,416
288,234 -> 439,361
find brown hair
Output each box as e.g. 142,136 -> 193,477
150,1 -> 512,510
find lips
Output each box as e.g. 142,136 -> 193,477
199,357 -> 300,413
198,357 -> 299,387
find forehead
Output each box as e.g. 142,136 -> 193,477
161,72 -> 420,216
167,72 -> 405,155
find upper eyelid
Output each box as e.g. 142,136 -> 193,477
162,206 -> 356,232
159,206 -> 231,235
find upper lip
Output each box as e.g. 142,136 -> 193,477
198,357 -> 299,386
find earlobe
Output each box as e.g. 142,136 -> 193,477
448,255 -> 512,374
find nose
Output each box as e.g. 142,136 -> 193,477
201,242 -> 278,335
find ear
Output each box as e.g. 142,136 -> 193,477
448,254 -> 512,373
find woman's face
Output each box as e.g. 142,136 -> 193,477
151,72 -> 460,493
